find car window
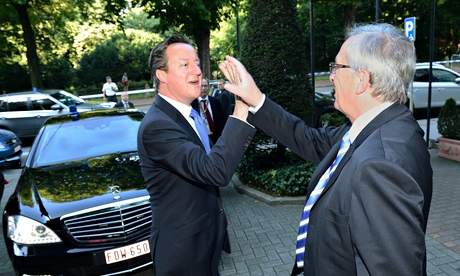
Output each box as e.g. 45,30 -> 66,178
414,69 -> 430,82
49,92 -> 84,106
6,97 -> 30,111
31,98 -> 58,110
433,69 -> 457,82
33,115 -> 141,167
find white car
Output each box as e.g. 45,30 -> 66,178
410,63 -> 460,111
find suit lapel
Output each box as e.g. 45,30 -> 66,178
154,96 -> 206,152
308,103 -> 408,200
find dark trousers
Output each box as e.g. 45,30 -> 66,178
106,94 -> 118,103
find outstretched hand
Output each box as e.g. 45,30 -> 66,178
219,56 -> 264,107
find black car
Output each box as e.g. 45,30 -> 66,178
0,128 -> 22,168
3,108 -> 152,275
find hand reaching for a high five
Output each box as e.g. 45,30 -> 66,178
219,56 -> 264,108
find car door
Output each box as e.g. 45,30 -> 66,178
432,68 -> 460,108
412,68 -> 432,109
0,95 -> 38,138
29,95 -> 69,131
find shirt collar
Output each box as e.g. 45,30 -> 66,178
349,101 -> 394,143
158,93 -> 193,119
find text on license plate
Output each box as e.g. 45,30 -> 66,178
104,240 -> 150,264
14,145 -> 21,153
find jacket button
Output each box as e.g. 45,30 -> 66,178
220,209 -> 224,214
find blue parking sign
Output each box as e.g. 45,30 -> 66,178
404,17 -> 416,42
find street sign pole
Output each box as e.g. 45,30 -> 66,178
404,17 -> 416,113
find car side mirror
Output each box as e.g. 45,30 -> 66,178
51,104 -> 63,111
455,77 -> 460,85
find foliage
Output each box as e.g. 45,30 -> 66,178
139,0 -> 235,79
437,98 -> 460,139
319,112 -> 347,127
237,149 -> 316,196
240,0 -> 313,165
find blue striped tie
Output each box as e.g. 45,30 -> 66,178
190,109 -> 211,154
295,131 -> 351,268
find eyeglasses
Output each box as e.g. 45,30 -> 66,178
329,62 -> 351,74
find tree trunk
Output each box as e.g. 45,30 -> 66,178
13,3 -> 43,89
343,5 -> 356,37
194,30 -> 211,80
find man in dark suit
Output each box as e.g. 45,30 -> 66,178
213,79 -> 235,120
114,92 -> 135,108
220,23 -> 433,275
137,35 -> 256,276
192,78 -> 226,144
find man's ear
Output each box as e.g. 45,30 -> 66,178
156,70 -> 167,84
356,69 -> 371,95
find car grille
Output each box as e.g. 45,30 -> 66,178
61,196 -> 151,245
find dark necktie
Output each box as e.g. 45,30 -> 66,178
125,101 -> 129,108
295,131 -> 351,268
190,109 -> 211,154
201,99 -> 215,133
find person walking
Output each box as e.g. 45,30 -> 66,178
102,76 -> 118,103
137,35 -> 256,276
220,22 -> 433,276
121,72 -> 129,91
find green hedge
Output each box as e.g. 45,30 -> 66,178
236,150 -> 316,197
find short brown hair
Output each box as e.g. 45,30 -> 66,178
148,35 -> 193,89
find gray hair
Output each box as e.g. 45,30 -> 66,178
148,35 -> 193,90
346,23 -> 416,104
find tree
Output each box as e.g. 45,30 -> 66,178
0,0 -> 127,89
139,0 -> 234,79
241,0 -> 312,162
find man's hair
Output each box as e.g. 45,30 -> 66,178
346,23 -> 416,104
149,35 -> 193,90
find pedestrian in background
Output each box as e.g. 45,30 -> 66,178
213,79 -> 235,121
192,78 -> 226,144
220,22 -> 433,275
114,91 -> 134,108
102,76 -> 118,103
121,72 -> 129,91
137,35 -> 255,276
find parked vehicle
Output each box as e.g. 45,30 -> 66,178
0,129 -> 22,168
410,63 -> 460,115
2,108 -> 152,275
0,90 -> 109,139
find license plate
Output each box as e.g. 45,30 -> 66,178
14,145 -> 21,153
104,240 -> 150,265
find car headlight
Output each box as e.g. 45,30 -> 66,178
0,144 -> 6,149
7,215 -> 62,245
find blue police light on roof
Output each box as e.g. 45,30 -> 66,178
69,105 -> 79,121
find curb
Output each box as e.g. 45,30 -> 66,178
231,174 -> 305,206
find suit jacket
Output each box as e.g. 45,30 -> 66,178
192,96 -> 226,144
248,98 -> 433,276
137,95 -> 256,276
114,101 -> 134,108
214,89 -> 235,120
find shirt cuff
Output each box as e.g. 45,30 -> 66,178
249,94 -> 266,114
229,115 -> 255,128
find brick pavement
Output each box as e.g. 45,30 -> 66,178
0,145 -> 459,275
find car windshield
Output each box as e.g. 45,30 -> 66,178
32,115 -> 141,167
